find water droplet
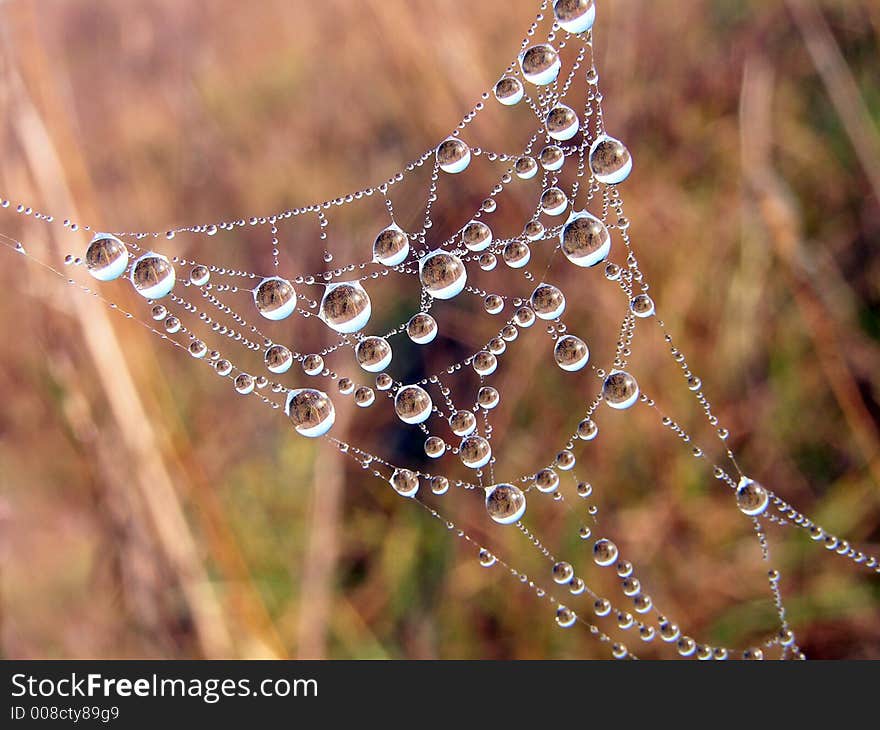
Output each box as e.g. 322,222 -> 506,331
394,385 -> 433,424
355,336 -> 392,372
373,223 -> 409,266
407,312 -> 438,344
515,306 -> 536,327
460,435 -> 492,469
436,137 -> 471,173
472,350 -> 498,376
514,155 -> 539,180
376,373 -> 394,391
462,220 -> 493,252
560,211 -> 611,267
736,476 -> 769,516
319,282 -> 371,333
302,354 -> 325,376
390,468 -> 419,498
593,538 -> 619,566
164,315 -> 181,334
589,135 -> 632,184
603,370 -> 639,410
189,340 -> 207,358
85,233 -> 128,281
285,388 -> 336,437
131,252 -> 175,299
552,561 -> 574,584
493,76 -> 524,106
424,435 -> 446,458
477,386 -> 500,409
449,409 -> 477,437
577,418 -> 598,440
519,44 -> 561,86
531,283 -> 566,320
524,220 -> 545,241
553,0 -> 596,34
419,250 -> 467,299
546,104 -> 579,141
264,344 -> 293,374
539,145 -> 565,171
234,373 -> 255,395
630,293 -> 654,317
485,483 -> 526,524
151,304 -> 167,321
556,450 -> 576,470
479,253 -> 497,271
540,187 -> 568,216
484,294 -> 504,315
254,276 -> 297,320
555,605 -> 577,628
479,549 -> 497,567
554,334 -> 590,371
189,265 -> 210,286
502,241 -> 531,269
534,468 -> 560,494
354,386 -> 375,408
431,476 -> 450,495
337,378 -> 355,395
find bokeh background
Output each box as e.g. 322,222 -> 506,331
0,0 -> 878,659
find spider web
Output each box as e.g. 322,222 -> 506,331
1,0 -> 877,659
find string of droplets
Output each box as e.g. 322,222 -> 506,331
2,0 -> 877,659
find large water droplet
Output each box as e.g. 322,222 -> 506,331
602,370 -> 639,409
254,276 -> 297,320
519,44 -> 561,86
539,145 -> 565,171
285,388 -> 335,437
355,336 -> 392,372
86,233 -> 128,281
436,137 -> 471,173
390,468 -> 420,498
553,0 -> 596,33
406,313 -> 438,344
462,220 -> 493,252
554,334 -> 590,371
593,538 -> 619,566
449,409 -> 477,436
540,187 -> 568,216
373,224 -> 409,266
264,344 -> 293,374
319,282 -> 371,333
493,76 -> 524,106
394,385 -> 433,425
589,135 -> 632,184
560,211 -> 611,267
485,483 -> 526,524
419,250 -> 467,299
546,104 -> 579,141
531,283 -> 566,320
131,252 -> 175,299
460,435 -> 492,469
736,476 -> 769,516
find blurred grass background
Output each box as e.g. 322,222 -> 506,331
0,0 -> 878,658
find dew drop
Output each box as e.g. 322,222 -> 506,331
462,220 -> 493,252
630,293 -> 655,317
530,283 -> 566,320
736,476 -> 769,516
546,104 -> 579,141
460,435 -> 492,469
373,223 -> 409,266
449,409 -> 477,437
593,538 -> 619,567
554,334 -> 590,371
254,276 -> 297,320
319,281 -> 371,333
540,187 -> 568,216
234,373 -> 255,395
189,264 -> 210,286
560,211 -> 611,268
390,468 -> 419,498
589,135 -> 633,184
264,344 -> 293,374
539,145 -> 565,172
436,137 -> 471,174
407,312 -> 438,344
394,385 -> 433,425
85,233 -> 128,281
131,252 -> 175,299
493,76 -> 524,106
485,483 -> 526,524
355,336 -> 392,372
285,388 -> 336,437
602,370 -> 639,410
519,44 -> 561,86
419,250 -> 467,299
553,0 -> 596,34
